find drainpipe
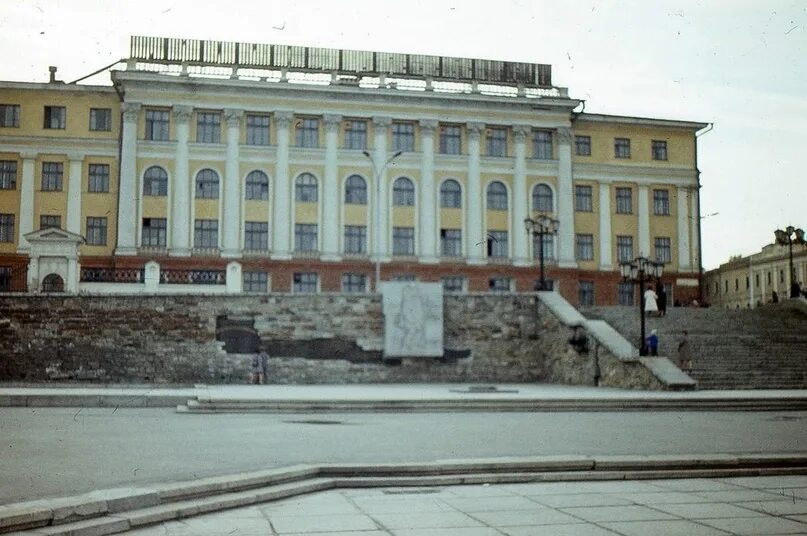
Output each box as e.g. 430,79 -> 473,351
695,123 -> 714,304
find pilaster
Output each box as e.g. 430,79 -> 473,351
418,119 -> 438,263
321,113 -> 342,261
16,151 -> 37,252
170,105 -> 192,256
115,102 -> 140,255
511,125 -> 530,266
221,109 -> 243,258
598,182 -> 613,270
271,111 -> 293,259
638,185 -> 650,257
372,116 -> 392,262
466,121 -> 485,264
677,186 -> 692,272
66,153 -> 84,235
556,127 -> 577,268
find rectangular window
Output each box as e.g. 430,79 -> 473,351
0,104 -> 20,127
196,111 -> 221,143
615,187 -> 632,214
652,140 -> 668,161
244,221 -> 269,251
141,218 -> 167,247
440,229 -> 462,257
576,234 -> 594,261
616,235 -> 634,263
617,282 -> 634,306
575,185 -> 593,212
392,122 -> 415,152
614,137 -> 631,158
295,118 -> 319,148
442,276 -> 465,293
486,127 -> 507,157
89,108 -> 111,131
88,164 -> 110,193
532,233 -> 554,261
294,223 -> 318,252
533,130 -> 553,159
392,227 -> 415,256
145,109 -> 170,141
342,273 -> 367,293
293,272 -> 318,293
653,189 -> 670,215
439,125 -> 461,155
194,219 -> 219,249
40,215 -> 61,229
0,160 -> 17,189
43,106 -> 66,129
86,217 -> 107,246
243,271 -> 268,292
344,120 -> 367,150
487,230 -> 509,258
344,225 -> 367,254
655,237 -> 672,264
579,281 -> 595,306
489,277 -> 512,292
41,162 -> 63,191
575,135 -> 591,156
0,214 -> 15,242
246,114 -> 270,145
767,272 -> 771,285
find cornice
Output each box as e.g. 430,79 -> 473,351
576,113 -> 709,131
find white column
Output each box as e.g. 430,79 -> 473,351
373,116 -> 392,262
598,182 -> 612,270
115,102 -> 140,255
466,121 -> 485,264
690,189 -> 700,273
677,186 -> 691,272
65,153 -> 84,235
556,127 -> 576,268
321,113 -> 342,261
170,105 -> 192,256
271,111 -> 293,259
17,151 -> 37,252
418,119 -> 438,263
512,125 -> 530,266
638,185 -> 650,257
221,109 -> 243,258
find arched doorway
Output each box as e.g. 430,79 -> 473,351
41,273 -> 65,293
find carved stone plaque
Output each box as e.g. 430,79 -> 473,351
380,282 -> 444,358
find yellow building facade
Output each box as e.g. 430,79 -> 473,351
0,36 -> 707,304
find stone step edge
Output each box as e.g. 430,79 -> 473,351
3,454 -> 807,534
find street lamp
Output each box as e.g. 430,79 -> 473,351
524,215 -> 559,290
774,225 -> 806,298
620,256 -> 665,356
362,149 -> 403,292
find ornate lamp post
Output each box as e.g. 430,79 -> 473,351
524,215 -> 559,291
620,256 -> 664,356
362,150 -> 403,292
774,226 -> 806,298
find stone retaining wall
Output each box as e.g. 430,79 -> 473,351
0,293 -> 663,389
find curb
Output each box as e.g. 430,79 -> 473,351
2,454 -> 807,535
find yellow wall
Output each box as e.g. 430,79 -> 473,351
572,121 -> 696,167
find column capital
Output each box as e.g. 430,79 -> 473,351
122,102 -> 141,123
372,116 -> 392,129
556,127 -> 574,145
467,122 -> 485,140
224,109 -> 243,127
419,119 -> 438,135
513,125 -> 531,143
19,151 -> 38,160
274,111 -> 293,129
66,152 -> 85,162
323,114 -> 342,132
173,105 -> 193,124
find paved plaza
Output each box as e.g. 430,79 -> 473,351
121,475 -> 807,536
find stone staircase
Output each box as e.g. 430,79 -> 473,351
581,300 -> 807,390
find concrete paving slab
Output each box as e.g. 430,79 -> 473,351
369,511 -> 483,530
530,493 -> 634,508
467,507 -> 583,527
268,513 -> 380,533
649,501 -> 768,519
559,504 -> 679,522
600,519 -> 733,536
740,499 -> 807,515
501,525 -> 622,536
694,489 -> 797,502
699,515 -> 807,534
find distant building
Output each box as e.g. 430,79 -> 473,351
704,244 -> 807,308
0,36 -> 707,304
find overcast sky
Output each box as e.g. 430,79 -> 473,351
1,0 -> 805,270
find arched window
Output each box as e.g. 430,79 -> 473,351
295,173 -> 318,202
143,166 -> 168,197
344,175 -> 367,204
195,169 -> 219,199
41,273 -> 64,293
532,184 -> 553,212
245,170 -> 269,200
440,179 -> 462,208
486,181 -> 508,210
393,177 -> 415,206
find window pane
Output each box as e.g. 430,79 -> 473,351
616,235 -> 633,262
614,138 -> 631,158
575,135 -> 591,156
440,228 -> 462,257
145,109 -> 169,141
0,160 -> 18,189
0,104 -> 20,128
392,227 -> 415,256
487,231 -> 508,258
141,218 -> 167,247
344,175 -> 367,204
0,214 -> 15,242
246,114 -> 270,145
439,125 -> 461,154
655,236 -> 672,263
652,140 -> 668,160
486,182 -> 508,210
392,178 -> 415,206
574,185 -> 592,212
243,271 -> 268,292
245,170 -> 269,200
294,223 -> 318,252
440,180 -> 462,208
342,273 -> 367,292
295,118 -> 319,148
196,112 -> 221,143
143,166 -> 168,196
486,127 -> 507,157
489,277 -> 511,292
344,225 -> 367,254
44,106 -> 65,129
40,215 -> 61,229
653,189 -> 670,215
86,217 -> 107,245
88,164 -> 110,193
41,162 -> 63,191
533,131 -> 553,159
344,120 -> 367,150
293,272 -> 318,293
244,221 -> 269,251
532,184 -> 553,212
392,122 -> 415,152
576,234 -> 594,261
615,187 -> 632,214
195,169 -> 219,199
193,219 -> 219,248
295,173 -> 318,202
89,108 -> 111,131
442,276 -> 465,292
579,281 -> 595,305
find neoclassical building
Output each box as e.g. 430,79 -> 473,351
0,36 -> 707,304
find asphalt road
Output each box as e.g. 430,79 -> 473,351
1,408 -> 806,504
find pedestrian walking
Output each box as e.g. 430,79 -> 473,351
677,330 -> 693,372
644,286 -> 659,317
645,329 -> 659,356
656,282 -> 667,317
251,347 -> 269,385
